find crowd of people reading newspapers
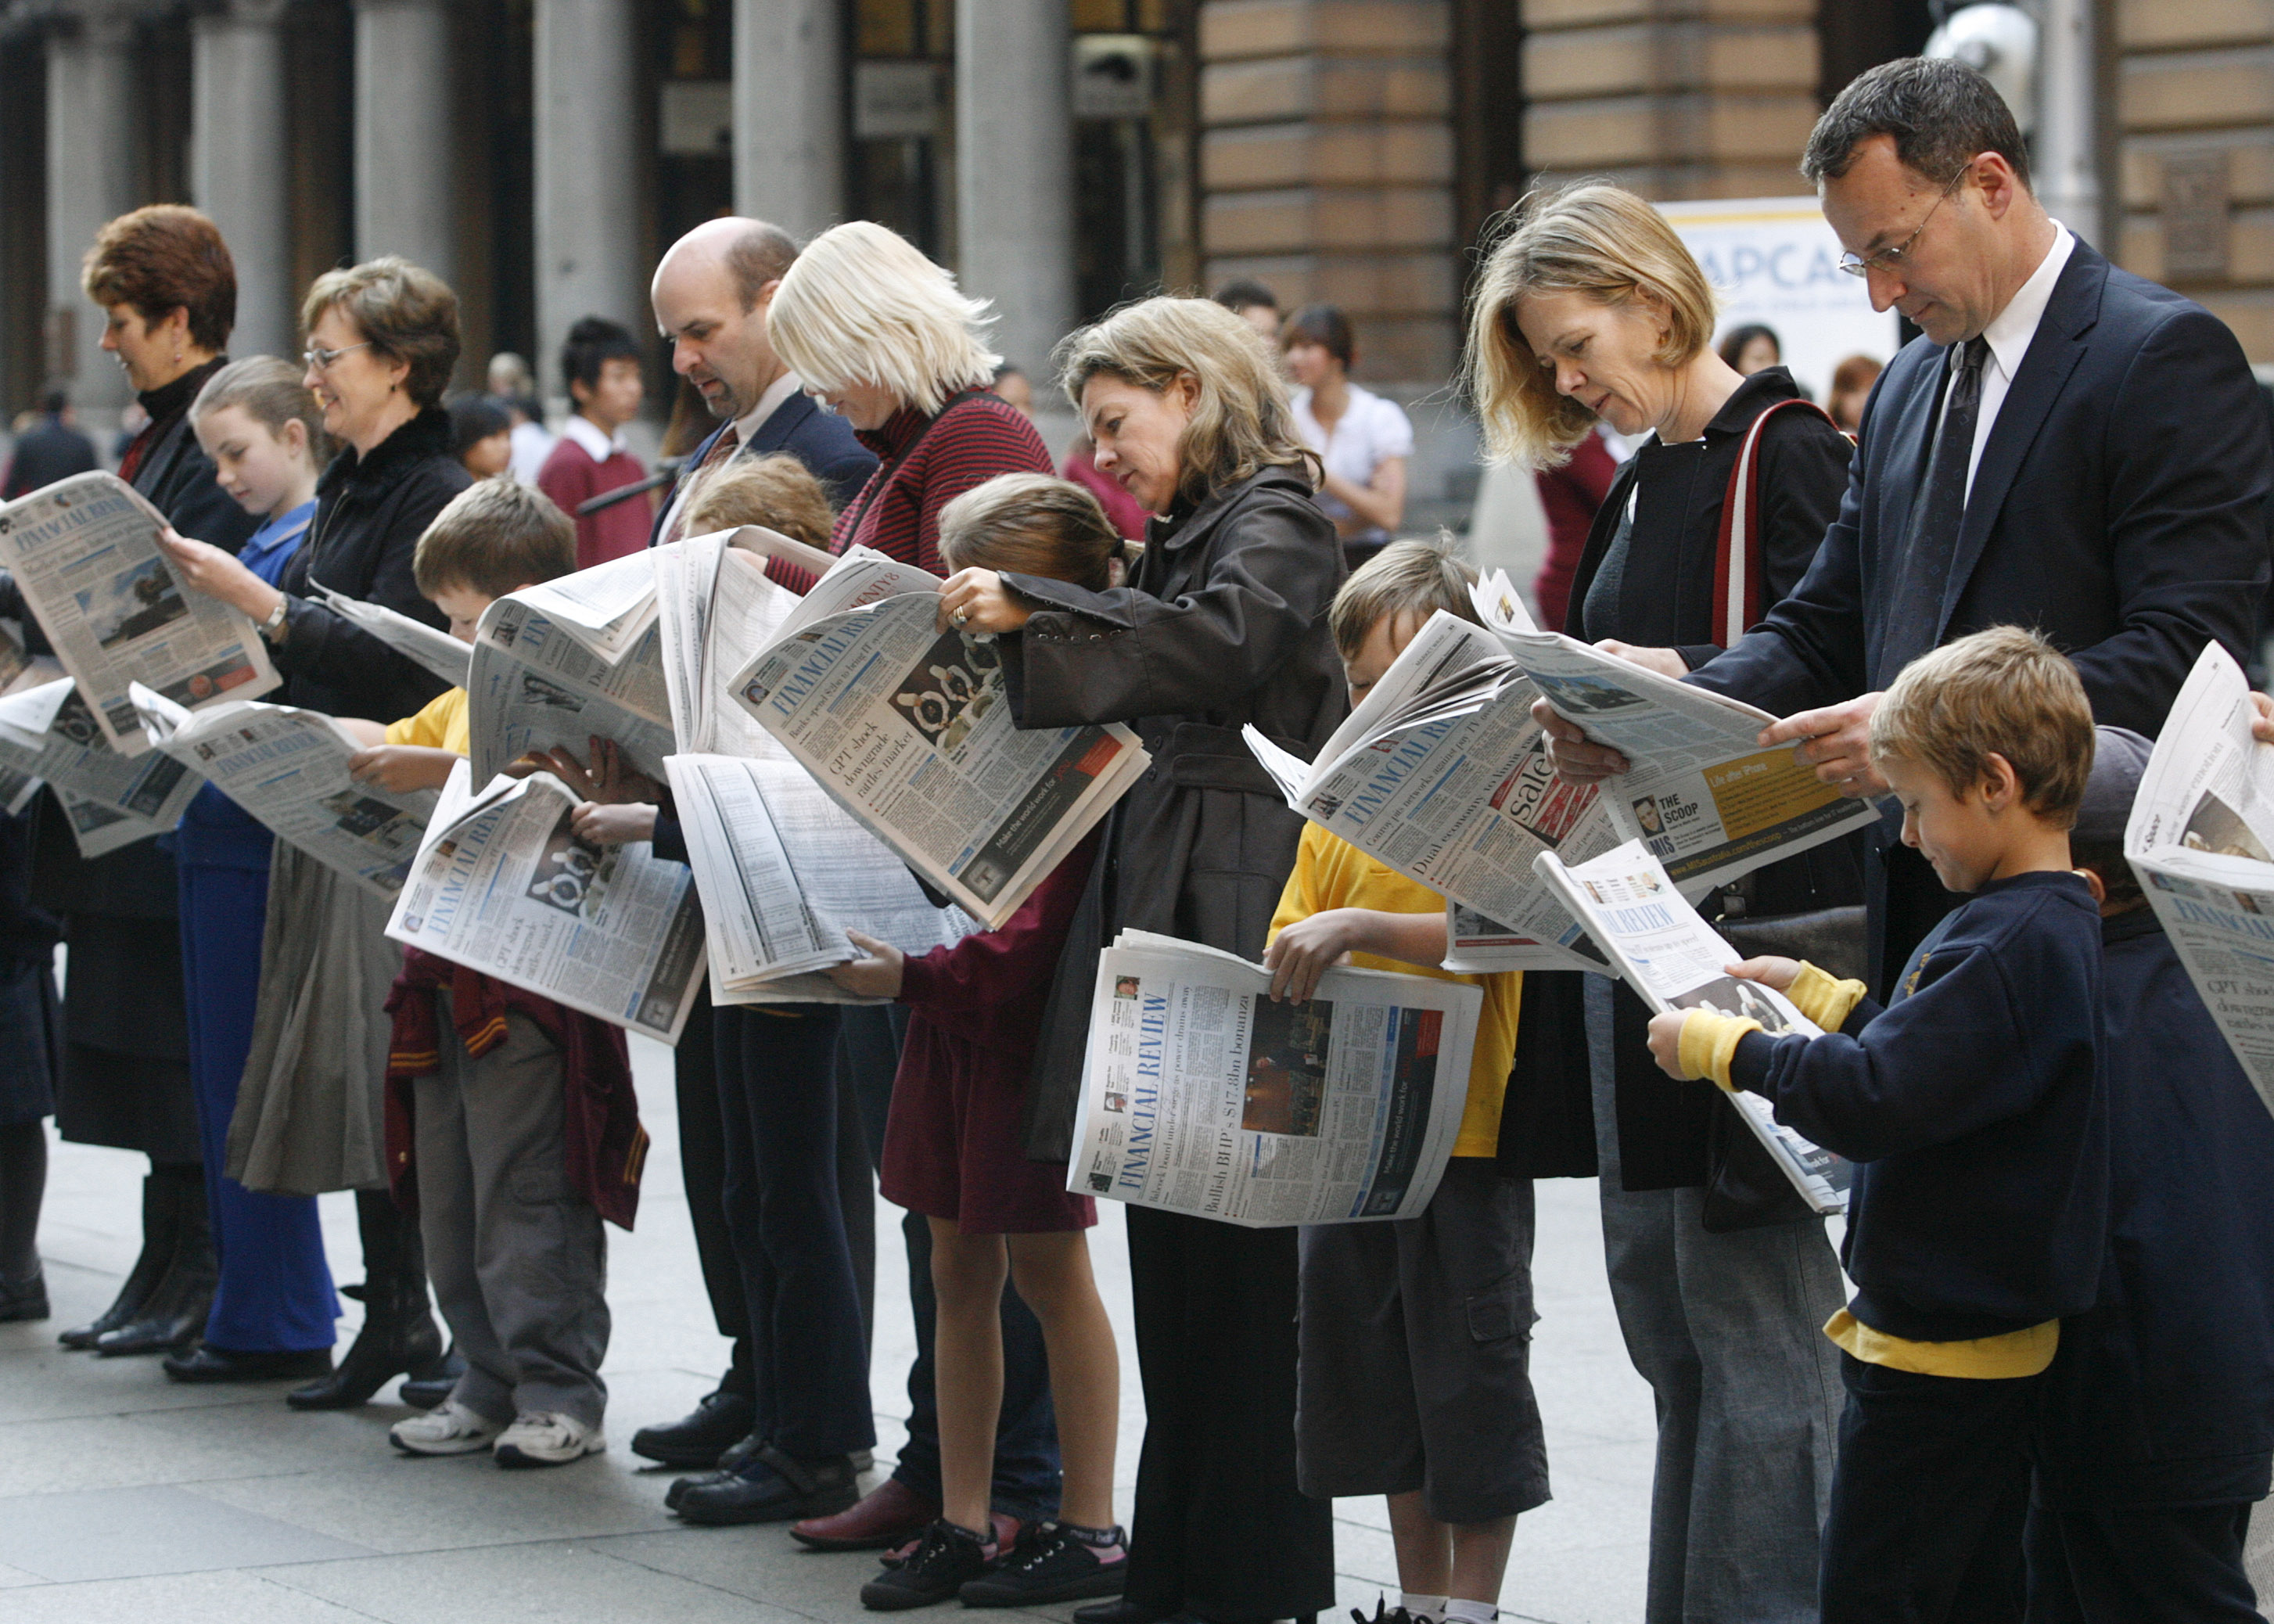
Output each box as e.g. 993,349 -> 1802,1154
5,51 -> 2274,1624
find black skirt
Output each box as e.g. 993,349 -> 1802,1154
0,954 -> 61,1128
53,912 -> 199,1162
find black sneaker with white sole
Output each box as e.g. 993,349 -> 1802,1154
959,1521 -> 1128,1606
860,1519 -> 993,1610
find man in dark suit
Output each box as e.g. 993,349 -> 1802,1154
2,390 -> 97,500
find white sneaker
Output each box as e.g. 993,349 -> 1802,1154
494,1410 -> 605,1468
390,1399 -> 505,1457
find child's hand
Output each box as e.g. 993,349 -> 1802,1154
1723,955 -> 1802,992
571,801 -> 657,846
347,744 -> 459,794
1263,911 -> 1358,1004
585,737 -> 659,805
825,929 -> 905,999
1647,1008 -> 1699,1079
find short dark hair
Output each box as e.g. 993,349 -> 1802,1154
81,205 -> 237,353
414,478 -> 576,599
1281,304 -> 1354,368
302,257 -> 462,408
724,221 -> 799,311
1212,278 -> 1278,314
1717,324 -> 1780,370
1803,57 -> 2031,190
39,388 -> 66,416
446,393 -> 512,458
2071,837 -> 2145,908
560,316 -> 643,394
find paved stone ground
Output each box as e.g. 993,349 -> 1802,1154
0,1036 -> 1658,1624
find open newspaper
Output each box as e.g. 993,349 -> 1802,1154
0,677 -> 202,850
0,472 -> 278,754
2126,641 -> 2274,1116
650,526 -> 830,758
386,761 -> 707,1044
138,693 -> 436,899
729,549 -> 1148,929
468,564 -> 675,787
1533,838 -> 1851,1214
312,583 -> 469,688
1066,929 -> 1478,1227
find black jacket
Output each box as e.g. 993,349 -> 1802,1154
275,406 -> 466,724
648,390 -> 879,546
2034,908 -> 2274,1507
124,357 -> 261,557
2,415 -> 96,500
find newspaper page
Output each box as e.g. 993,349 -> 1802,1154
1533,838 -> 1850,1214
386,762 -> 706,1044
311,584 -> 469,688
0,677 -> 202,836
1065,930 -> 1478,1227
56,792 -> 171,858
2126,641 -> 2274,1116
0,472 -> 278,754
730,565 -> 1148,929
512,548 -> 659,661
145,699 -> 437,899
664,753 -> 979,1005
467,592 -> 675,787
651,528 -> 806,759
1442,899 -> 1607,975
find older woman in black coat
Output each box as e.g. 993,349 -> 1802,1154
941,296 -> 1343,1624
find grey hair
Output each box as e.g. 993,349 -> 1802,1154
1802,58 -> 2032,189
723,221 -> 800,311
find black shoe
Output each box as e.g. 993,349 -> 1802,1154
961,1522 -> 1128,1606
631,1389 -> 758,1468
1075,1601 -> 1174,1624
717,1429 -> 763,1471
397,1343 -> 464,1410
162,1344 -> 335,1383
673,1444 -> 858,1526
61,1169 -> 185,1349
860,1520 -> 993,1611
0,1269 -> 48,1324
289,1193 -> 442,1410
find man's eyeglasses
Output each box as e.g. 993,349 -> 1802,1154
1838,166 -> 1970,279
303,341 -> 372,372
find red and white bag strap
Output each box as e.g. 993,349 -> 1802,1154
1709,397 -> 1844,649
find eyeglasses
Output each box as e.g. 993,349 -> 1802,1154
1838,167 -> 1970,279
302,341 -> 372,372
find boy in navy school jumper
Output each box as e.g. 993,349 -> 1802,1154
2032,726 -> 2274,1623
1645,626 -> 2108,1624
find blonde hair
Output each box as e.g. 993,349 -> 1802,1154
682,452 -> 835,550
192,356 -> 332,466
301,256 -> 462,408
1328,540 -> 1481,663
768,221 -> 999,416
1052,296 -> 1313,509
1869,626 -> 2095,826
1462,183 -> 1719,469
938,473 -> 1122,592
413,478 -> 575,599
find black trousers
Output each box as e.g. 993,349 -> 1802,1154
672,986 -> 756,1399
1821,1353 -> 2036,1624
1123,1205 -> 1335,1621
2025,1500 -> 2264,1623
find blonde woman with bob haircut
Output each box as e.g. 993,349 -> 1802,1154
765,221 -> 1051,577
939,294 -> 1342,1624
1464,181 -> 1858,1624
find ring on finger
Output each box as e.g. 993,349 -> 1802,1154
951,607 -> 968,627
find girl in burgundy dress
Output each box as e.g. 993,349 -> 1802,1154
828,473 -> 1129,1610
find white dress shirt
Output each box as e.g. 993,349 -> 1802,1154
656,370 -> 807,542
1953,223 -> 2075,501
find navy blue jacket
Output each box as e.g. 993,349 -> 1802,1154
1730,871 -> 2107,1342
2033,907 -> 2274,1507
648,388 -> 878,548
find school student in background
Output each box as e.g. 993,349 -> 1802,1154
537,317 -> 651,569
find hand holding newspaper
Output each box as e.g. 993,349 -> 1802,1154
0,472 -> 278,753
386,761 -> 708,1044
0,677 -> 202,854
2126,641 -> 2274,1116
467,560 -> 675,787
1066,930 -> 1479,1228
1532,838 -> 1850,1214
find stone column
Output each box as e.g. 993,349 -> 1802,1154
957,0 -> 1076,375
192,0 -> 293,360
733,0 -> 843,239
46,6 -> 140,411
353,0 -> 456,283
534,0 -> 645,400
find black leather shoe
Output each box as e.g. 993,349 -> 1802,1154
0,1270 -> 48,1324
396,1343 -> 464,1411
95,1279 -> 214,1356
673,1445 -> 858,1525
162,1344 -> 334,1383
632,1389 -> 758,1468
62,1170 -> 182,1349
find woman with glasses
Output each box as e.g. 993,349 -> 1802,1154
1461,182 -> 1858,1624
160,257 -> 471,1412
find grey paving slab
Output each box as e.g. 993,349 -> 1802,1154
0,1569 -> 381,1624
0,1484 -> 372,1583
262,1540 -> 815,1624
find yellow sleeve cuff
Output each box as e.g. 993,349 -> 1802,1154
1677,1009 -> 1762,1090
1785,961 -> 1869,1033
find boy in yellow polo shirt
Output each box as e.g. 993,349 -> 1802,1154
1260,544 -> 1539,1624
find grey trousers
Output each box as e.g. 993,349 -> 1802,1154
1586,976 -> 1844,1624
414,994 -> 609,1428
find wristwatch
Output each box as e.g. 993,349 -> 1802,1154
260,596 -> 289,641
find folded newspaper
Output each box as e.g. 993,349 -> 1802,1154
1066,929 -> 1479,1227
467,561 -> 675,788
1532,838 -> 1850,1214
2126,641 -> 2274,1116
0,472 -> 278,754
386,761 -> 707,1044
650,526 -> 825,759
0,677 -> 201,852
312,582 -> 469,688
728,548 -> 1148,929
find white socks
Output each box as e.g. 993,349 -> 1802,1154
1401,1593 -> 1449,1624
1443,1601 -> 1497,1624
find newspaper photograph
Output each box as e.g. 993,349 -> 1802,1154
468,590 -> 675,788
0,472 -> 278,754
1442,899 -> 1606,975
311,583 -> 469,688
664,753 -> 978,1005
56,792 -> 172,859
145,698 -> 437,899
386,762 -> 706,1044
730,552 -> 1148,929
1065,929 -> 1478,1228
0,677 -> 201,836
650,527 -> 814,760
1532,838 -> 1850,1214
2126,641 -> 2274,1115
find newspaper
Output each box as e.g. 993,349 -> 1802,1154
1533,838 -> 1851,1214
729,552 -> 1149,929
512,548 -> 659,661
311,583 -> 470,688
664,753 -> 979,1005
1065,929 -> 1478,1227
1442,899 -> 1608,975
141,697 -> 437,899
0,472 -> 278,754
0,677 -> 202,841
2125,641 -> 2274,1116
386,761 -> 707,1044
467,577 -> 675,788
650,527 -> 814,759
55,792 -> 172,858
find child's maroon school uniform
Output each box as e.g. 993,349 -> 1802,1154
880,829 -> 1101,1234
